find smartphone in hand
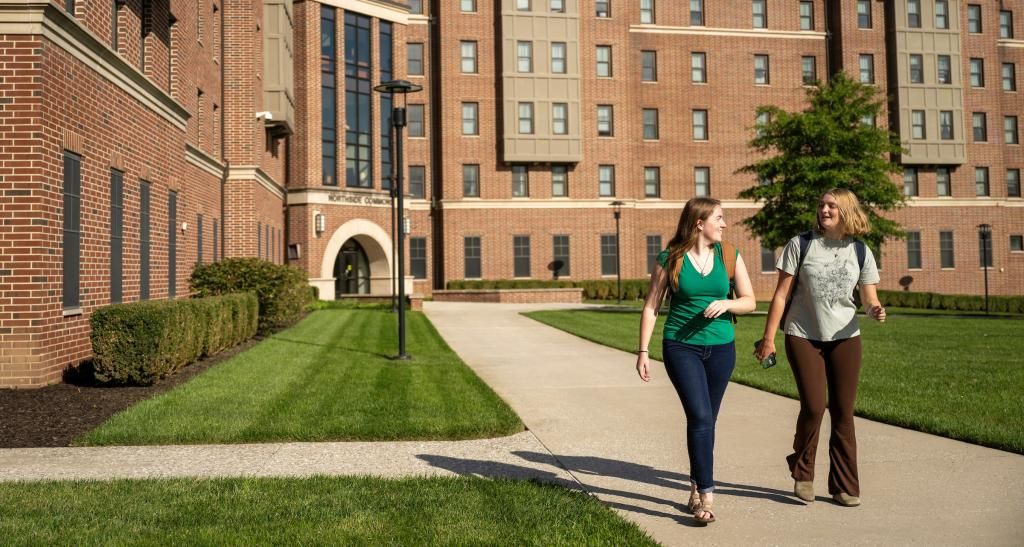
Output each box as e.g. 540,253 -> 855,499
753,340 -> 777,369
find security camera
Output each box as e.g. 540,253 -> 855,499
255,111 -> 273,120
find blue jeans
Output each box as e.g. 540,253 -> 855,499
662,339 -> 736,493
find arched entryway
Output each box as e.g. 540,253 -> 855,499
334,238 -> 371,296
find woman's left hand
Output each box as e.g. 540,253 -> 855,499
703,300 -> 730,319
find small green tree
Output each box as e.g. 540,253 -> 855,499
737,72 -> 905,250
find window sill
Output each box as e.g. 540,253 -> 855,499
63,307 -> 83,317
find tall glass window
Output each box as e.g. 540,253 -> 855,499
139,180 -> 151,300
976,167 -> 990,196
110,169 -> 123,303
553,235 -> 570,277
911,110 -> 925,139
512,165 -> 529,197
1004,63 -> 1017,91
551,42 -> 566,73
647,235 -> 662,274
519,102 -> 534,134
857,0 -> 871,28
695,167 -> 710,197
802,56 -> 817,85
906,232 -> 921,269
904,167 -> 919,196
970,58 -> 984,87
410,237 -> 427,279
1007,169 -> 1021,198
168,191 -> 177,299
1005,116 -> 1019,144
597,105 -> 613,137
461,41 -> 477,73
407,104 -> 424,137
691,52 -> 706,83
967,5 -> 982,33
907,0 -> 921,28
463,164 -> 480,197
935,0 -> 949,29
345,12 -> 372,188
940,111 -> 954,140
754,55 -> 769,84
909,54 -> 923,83
799,1 -> 813,30
1001,11 -> 1015,39
690,0 -> 704,26
940,231 -> 955,268
641,51 -> 657,81
552,103 -> 568,134
859,54 -> 874,83
599,165 -> 615,197
407,43 -> 423,75
596,46 -> 612,77
380,22 -> 393,189
62,152 -> 81,309
640,0 -> 654,24
937,55 -> 951,84
464,237 -> 481,278
409,166 -> 426,199
513,235 -> 531,277
978,229 -> 993,268
320,6 -> 337,186
517,41 -> 533,73
937,167 -> 951,197
692,109 -> 708,140
644,167 -> 660,198
760,246 -> 775,273
752,0 -> 766,29
600,235 -> 618,276
462,102 -> 479,135
552,166 -> 568,197
643,108 -> 659,140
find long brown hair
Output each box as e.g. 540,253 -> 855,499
664,197 -> 721,292
818,188 -> 870,237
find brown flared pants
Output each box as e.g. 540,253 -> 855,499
784,335 -> 862,497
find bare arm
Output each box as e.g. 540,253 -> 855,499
702,253 -> 758,318
636,264 -> 669,382
859,283 -> 886,323
754,271 -> 794,361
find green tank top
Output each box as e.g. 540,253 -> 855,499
657,245 -> 735,346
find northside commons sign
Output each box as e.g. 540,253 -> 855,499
327,191 -> 392,206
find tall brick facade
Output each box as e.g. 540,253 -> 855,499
1,0 -> 1021,387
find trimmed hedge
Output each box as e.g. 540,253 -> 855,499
447,278 -> 651,301
190,258 -> 312,335
91,293 -> 258,385
878,290 -> 1024,314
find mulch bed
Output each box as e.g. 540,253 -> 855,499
0,339 -> 259,448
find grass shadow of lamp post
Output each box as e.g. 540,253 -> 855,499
375,79 -> 423,360
610,200 -> 624,304
978,223 -> 991,314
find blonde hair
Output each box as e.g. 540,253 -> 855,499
664,197 -> 721,292
820,188 -> 870,237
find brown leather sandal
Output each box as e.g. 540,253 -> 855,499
694,500 -> 716,524
687,484 -> 701,513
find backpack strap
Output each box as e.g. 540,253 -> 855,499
783,231 -> 815,322
854,239 -> 867,271
717,241 -> 739,324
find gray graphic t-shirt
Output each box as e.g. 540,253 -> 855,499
777,233 -> 880,341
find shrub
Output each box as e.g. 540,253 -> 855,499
877,289 -> 1024,314
91,293 -> 257,385
190,258 -> 312,335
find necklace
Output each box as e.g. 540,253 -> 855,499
689,250 -> 713,277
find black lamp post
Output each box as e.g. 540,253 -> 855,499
610,200 -> 625,304
978,223 -> 991,314
375,79 -> 423,360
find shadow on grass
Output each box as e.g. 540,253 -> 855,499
270,336 -> 392,359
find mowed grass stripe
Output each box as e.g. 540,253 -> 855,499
80,309 -> 523,445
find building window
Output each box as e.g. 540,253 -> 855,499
109,169 -> 123,304
1001,11 -> 1015,39
168,191 -> 177,298
516,0 -> 530,11
517,41 -> 533,73
940,231 -> 955,268
407,43 -> 424,76
690,0 -> 703,26
935,0 -> 949,29
550,0 -> 564,12
695,166 -> 710,196
976,167 -> 990,196
1003,63 -> 1017,91
940,111 -> 954,140
857,0 -> 871,29
799,1 -> 813,30
692,109 -> 708,141
553,235 -> 570,277
909,54 -> 923,83
596,45 -> 612,77
408,104 -> 424,137
640,0 -> 654,24
641,50 -> 657,82
970,58 -> 984,87
596,0 -> 610,18
904,167 -> 919,196
461,0 -> 476,12
643,108 -> 659,140
907,0 -> 921,28
344,13 -> 372,189
519,102 -> 534,134
62,152 -> 81,309
599,165 -> 615,197
802,56 -> 817,85
408,0 -> 422,14
601,234 -> 618,276
513,235 -> 531,277
911,110 -> 926,139
463,164 -> 480,197
1011,235 -> 1024,252
461,41 -> 477,73
1006,116 -> 1020,144
196,214 -> 204,265
756,111 -> 771,136
978,229 -> 993,268
967,4 -> 982,33
552,103 -> 568,134
462,102 -> 479,135
512,165 -> 529,197
859,54 -> 874,83
937,55 -> 951,84
410,237 -> 427,279
464,237 -> 481,278
381,22 -> 394,189
644,166 -> 660,198
691,52 -> 706,83
551,42 -> 567,73
321,6 -> 337,186
646,235 -> 662,274
752,0 -> 766,29
552,165 -> 568,197
937,167 -> 951,197
139,180 -> 150,300
1007,169 -> 1021,197
409,166 -> 425,199
906,231 -> 921,269
597,105 -> 614,137
754,54 -> 769,84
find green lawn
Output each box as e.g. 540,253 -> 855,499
0,476 -> 656,546
81,309 -> 523,445
526,309 -> 1024,454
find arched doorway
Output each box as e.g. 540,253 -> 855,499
334,238 -> 371,296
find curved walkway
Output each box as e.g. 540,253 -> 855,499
423,301 -> 1024,547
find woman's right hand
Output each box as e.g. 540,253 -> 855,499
754,337 -> 776,361
636,353 -> 650,382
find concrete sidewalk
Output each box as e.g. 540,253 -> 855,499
423,301 -> 1024,547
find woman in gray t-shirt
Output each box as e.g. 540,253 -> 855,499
753,188 -> 886,508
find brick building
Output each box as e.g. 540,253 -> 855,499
1,0 -> 1022,387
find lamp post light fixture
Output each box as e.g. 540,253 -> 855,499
610,200 -> 625,304
978,223 -> 991,314
374,79 -> 423,360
